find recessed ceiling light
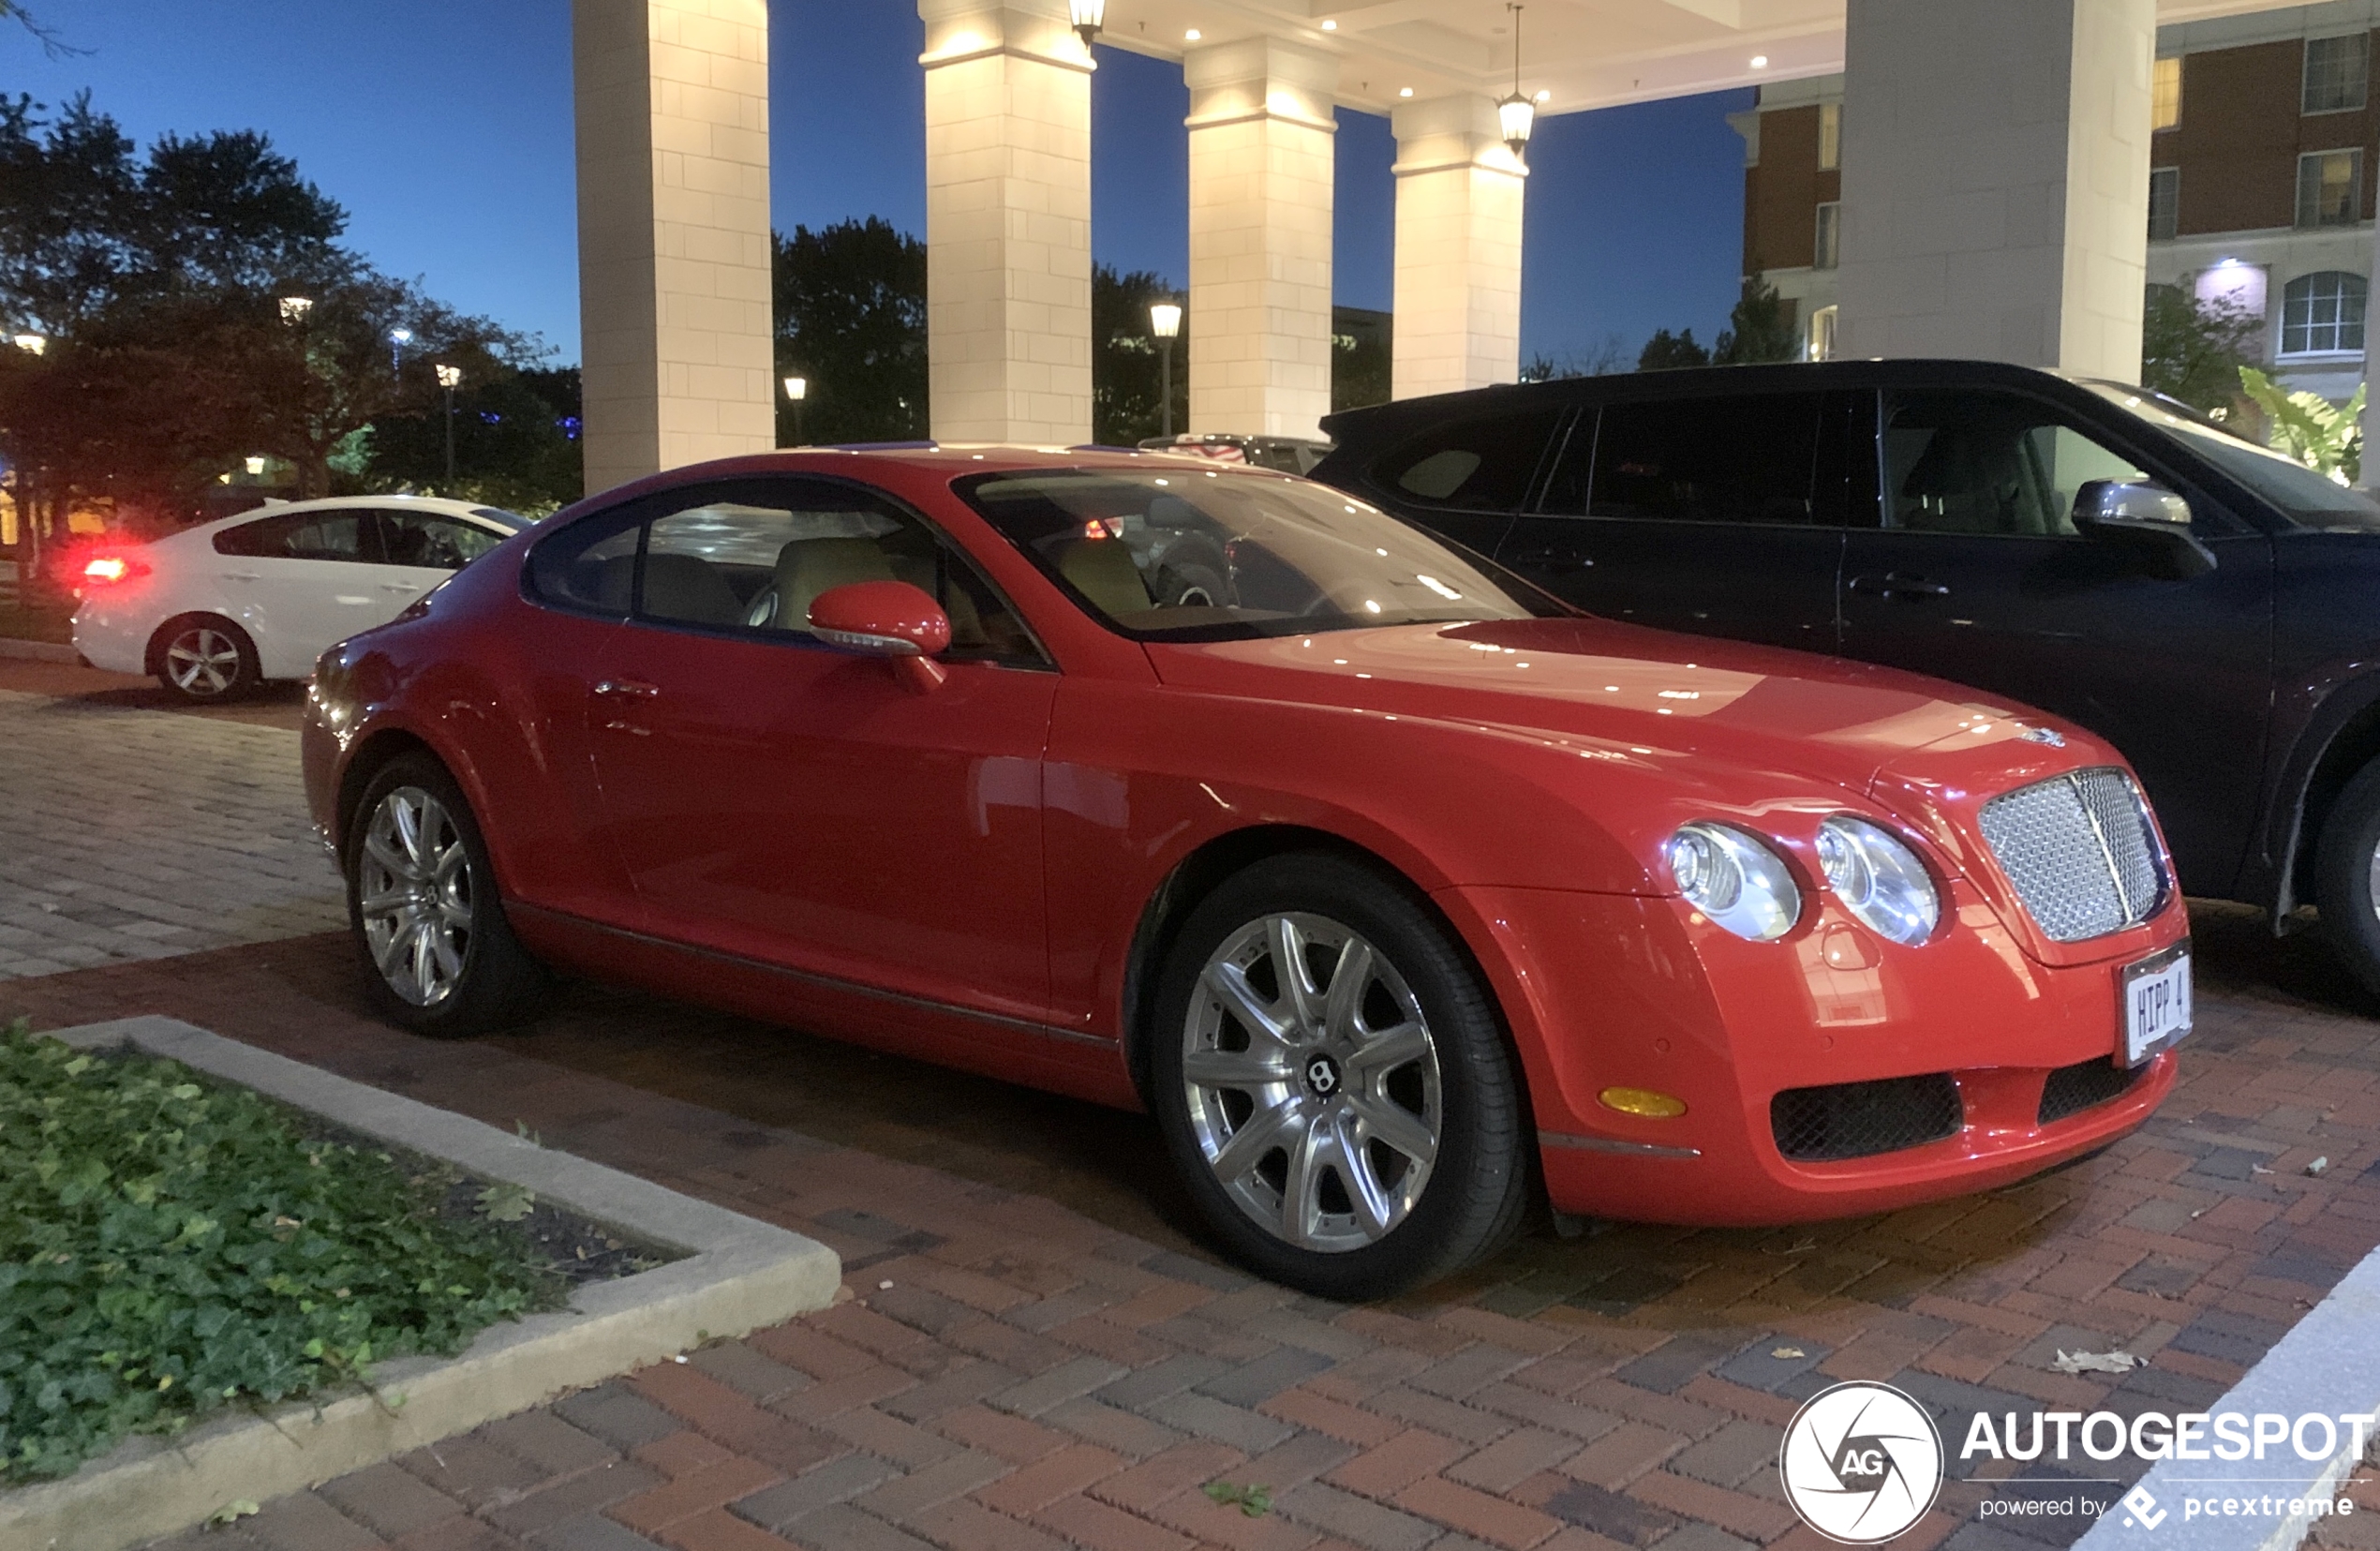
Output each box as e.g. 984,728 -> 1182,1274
1398,85 -> 1413,97
1320,17 -> 1336,29
1184,27 -> 1200,39
1749,53 -> 1769,67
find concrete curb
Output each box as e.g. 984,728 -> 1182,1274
0,1016 -> 842,1551
0,636 -> 77,664
2070,1241 -> 2380,1551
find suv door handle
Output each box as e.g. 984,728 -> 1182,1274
1511,545 -> 1594,574
1848,572 -> 1950,601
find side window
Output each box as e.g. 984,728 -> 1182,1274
1376,408 -> 1563,510
1883,392 -> 2150,538
210,511 -> 372,562
1542,394 -> 1825,523
527,481 -> 1044,663
379,512 -> 504,572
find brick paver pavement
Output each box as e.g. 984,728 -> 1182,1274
0,681 -> 340,977
3,900 -> 2376,1551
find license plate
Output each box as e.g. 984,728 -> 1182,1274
2121,945 -> 2193,1066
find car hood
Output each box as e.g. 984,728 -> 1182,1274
1143,617 -> 2090,802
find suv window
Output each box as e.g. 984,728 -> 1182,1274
1376,408 -> 1563,510
1541,393 -> 1827,522
528,479 -> 1044,664
213,510 -> 376,562
1884,391 -> 2151,537
378,511 -> 505,571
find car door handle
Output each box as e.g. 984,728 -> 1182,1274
1511,546 -> 1594,573
218,572 -> 260,583
593,679 -> 659,699
1848,572 -> 1950,601
380,582 -> 424,594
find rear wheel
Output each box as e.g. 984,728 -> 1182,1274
152,616 -> 258,702
2315,758 -> 2380,1000
347,753 -> 550,1036
1149,853 -> 1529,1299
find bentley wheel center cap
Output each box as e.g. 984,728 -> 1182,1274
1304,1051 -> 1343,1098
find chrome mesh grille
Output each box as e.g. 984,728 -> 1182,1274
1978,768 -> 2166,943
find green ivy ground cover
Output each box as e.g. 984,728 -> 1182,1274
0,1022 -> 566,1484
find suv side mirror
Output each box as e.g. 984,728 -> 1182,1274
2071,479 -> 2217,579
808,580 -> 952,693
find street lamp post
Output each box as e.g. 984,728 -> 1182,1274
435,364 -> 463,484
1149,302 -> 1183,440
783,375 -> 808,445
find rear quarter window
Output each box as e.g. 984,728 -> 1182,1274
1375,408 -> 1564,510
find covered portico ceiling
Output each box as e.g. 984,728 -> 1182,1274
1093,0 -> 2323,116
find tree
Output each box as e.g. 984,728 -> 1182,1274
773,217 -> 928,445
1093,264 -> 1183,445
1522,335 -> 1631,381
1637,328 -> 1711,371
360,365 -> 583,515
1712,274 -> 1798,365
2141,283 -> 2261,413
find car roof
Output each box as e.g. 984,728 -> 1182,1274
189,493 -> 513,537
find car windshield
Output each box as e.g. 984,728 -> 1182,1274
957,468 -> 1567,640
2084,381 -> 2380,530
471,506 -> 532,530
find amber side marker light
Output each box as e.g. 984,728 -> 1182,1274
1599,1086 -> 1687,1119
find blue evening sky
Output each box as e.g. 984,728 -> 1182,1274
7,0 -> 1752,370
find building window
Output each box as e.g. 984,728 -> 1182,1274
2304,33 -> 2370,113
1807,305 -> 1838,362
2153,56 -> 2182,130
2297,148 -> 2363,226
1818,102 -> 1840,172
1814,202 -> 1840,270
2148,168 -> 2179,240
2282,271 -> 2367,354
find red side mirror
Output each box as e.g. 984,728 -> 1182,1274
808,580 -> 953,693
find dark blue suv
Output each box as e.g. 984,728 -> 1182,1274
1316,359 -> 2380,994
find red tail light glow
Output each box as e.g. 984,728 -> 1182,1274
78,554 -> 150,593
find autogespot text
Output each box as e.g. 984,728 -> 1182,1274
1960,1409 -> 2377,1463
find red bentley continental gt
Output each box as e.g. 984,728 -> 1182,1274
302,447 -> 2192,1297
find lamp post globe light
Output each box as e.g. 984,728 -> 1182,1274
783,374 -> 808,444
10,333 -> 45,356
1150,301 -> 1182,440
1069,0 -> 1105,48
435,364 -> 463,484
388,326 -> 413,377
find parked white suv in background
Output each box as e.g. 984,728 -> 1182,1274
72,495 -> 529,701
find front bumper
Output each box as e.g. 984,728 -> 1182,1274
1437,881 -> 2188,1225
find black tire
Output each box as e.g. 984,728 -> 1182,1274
2315,758 -> 2380,1000
1148,852 -> 1530,1299
150,615 -> 260,702
345,752 -> 551,1037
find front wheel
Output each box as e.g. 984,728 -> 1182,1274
1149,853 -> 1529,1299
2315,758 -> 2380,1000
347,753 -> 550,1036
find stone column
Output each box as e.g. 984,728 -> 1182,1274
1391,95 -> 1527,401
1183,37 -> 1337,440
1837,0 -> 2154,379
918,0 -> 1093,445
573,0 -> 775,498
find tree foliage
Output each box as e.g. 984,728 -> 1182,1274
2141,284 -> 2261,413
2239,366 -> 2364,485
773,217 -> 928,445
1093,264 -> 1182,445
1712,274 -> 1798,365
1637,328 -> 1711,371
364,366 -> 583,515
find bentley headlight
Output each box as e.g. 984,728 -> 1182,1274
1667,823 -> 1801,941
1816,815 -> 1940,946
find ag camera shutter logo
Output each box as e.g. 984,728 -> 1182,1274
1779,1381 -> 1945,1544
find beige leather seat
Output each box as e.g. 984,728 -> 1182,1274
767,537 -> 898,631
1054,538 -> 1153,619
640,552 -> 743,626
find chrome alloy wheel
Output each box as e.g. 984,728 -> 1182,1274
357,786 -> 473,1007
164,627 -> 242,696
1183,912 -> 1443,1253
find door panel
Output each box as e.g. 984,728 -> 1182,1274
1838,389 -> 2273,896
1495,390 -> 1867,654
211,508 -> 389,673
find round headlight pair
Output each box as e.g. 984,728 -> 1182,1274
1666,816 -> 1939,946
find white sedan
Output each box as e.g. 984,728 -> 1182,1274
72,495 -> 529,701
